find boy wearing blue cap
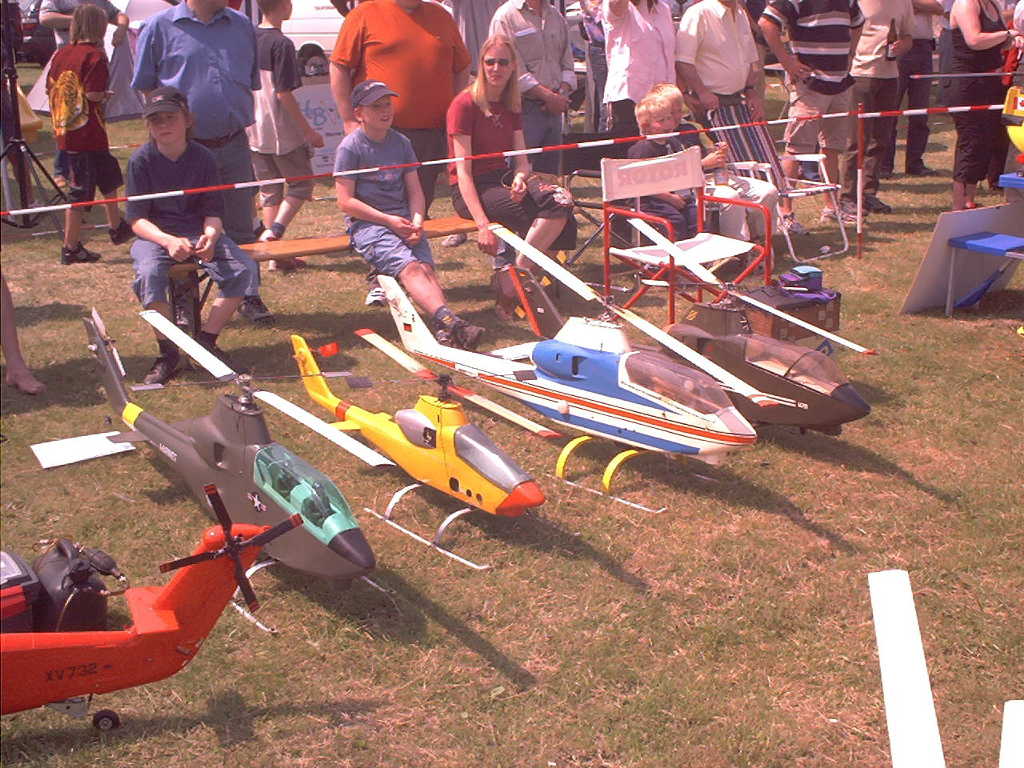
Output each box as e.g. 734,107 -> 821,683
126,87 -> 260,385
334,80 -> 484,350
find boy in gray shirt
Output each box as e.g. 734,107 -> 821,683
334,80 -> 484,351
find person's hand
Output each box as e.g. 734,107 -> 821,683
783,55 -> 812,83
543,89 -> 570,114
892,38 -> 913,58
510,172 -> 528,202
406,222 -> 423,244
668,192 -> 687,211
165,236 -> 194,262
703,143 -> 729,169
388,215 -> 417,240
305,128 -> 325,148
112,25 -> 127,47
476,224 -> 499,256
697,89 -> 719,113
194,230 -> 219,260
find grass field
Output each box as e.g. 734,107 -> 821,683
1,70 -> 1022,768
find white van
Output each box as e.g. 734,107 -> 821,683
281,0 -> 345,78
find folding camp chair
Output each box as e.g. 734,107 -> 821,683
705,100 -> 849,262
600,146 -> 772,324
557,131 -> 633,266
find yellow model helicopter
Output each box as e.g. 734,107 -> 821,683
291,335 -> 545,569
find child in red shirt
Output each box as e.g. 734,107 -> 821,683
47,3 -> 130,265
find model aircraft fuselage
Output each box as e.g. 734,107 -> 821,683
291,335 -> 546,516
379,278 -> 757,465
83,315 -> 375,580
666,301 -> 870,434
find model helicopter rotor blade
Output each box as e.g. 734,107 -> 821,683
158,549 -> 221,573
251,390 -> 395,467
203,483 -> 235,539
627,218 -> 877,356
242,513 -> 303,550
490,225 -> 781,408
355,328 -> 562,439
138,310 -> 236,380
232,557 -> 260,613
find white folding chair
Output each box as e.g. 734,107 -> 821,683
599,147 -> 772,323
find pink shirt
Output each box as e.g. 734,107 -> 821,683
601,0 -> 677,104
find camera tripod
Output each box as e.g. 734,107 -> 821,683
1,0 -> 65,230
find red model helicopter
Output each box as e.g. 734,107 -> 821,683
0,485 -> 300,729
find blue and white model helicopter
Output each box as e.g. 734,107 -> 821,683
369,240 -> 776,490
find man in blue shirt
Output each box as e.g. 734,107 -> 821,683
132,0 -> 274,323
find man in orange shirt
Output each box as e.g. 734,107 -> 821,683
329,0 -> 471,211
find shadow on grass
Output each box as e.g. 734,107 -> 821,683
272,567 -> 538,692
0,694 -> 381,761
760,428 -> 958,504
603,448 -> 857,553
12,301 -> 86,328
910,289 -> 1024,321
464,507 -> 651,594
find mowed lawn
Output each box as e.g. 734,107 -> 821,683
1,68 -> 1022,768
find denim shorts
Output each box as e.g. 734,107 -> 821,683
131,235 -> 260,307
350,222 -> 434,278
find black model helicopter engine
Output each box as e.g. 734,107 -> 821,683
0,541 -> 125,634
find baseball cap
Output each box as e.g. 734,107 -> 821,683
351,80 -> 398,108
143,87 -> 189,118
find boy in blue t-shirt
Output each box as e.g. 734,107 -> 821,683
126,87 -> 260,385
334,80 -> 484,351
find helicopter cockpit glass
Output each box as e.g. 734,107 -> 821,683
623,350 -> 732,414
741,335 -> 847,395
453,424 -> 532,493
252,444 -> 354,528
395,408 -> 437,448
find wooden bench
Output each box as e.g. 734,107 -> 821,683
167,216 -> 476,331
945,231 -> 1024,315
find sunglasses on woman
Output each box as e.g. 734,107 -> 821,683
483,57 -> 511,67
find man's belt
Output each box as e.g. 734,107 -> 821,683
195,129 -> 244,149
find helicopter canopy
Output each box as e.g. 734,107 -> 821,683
252,444 -> 358,535
453,424 -> 533,493
623,350 -> 733,414
741,335 -> 849,395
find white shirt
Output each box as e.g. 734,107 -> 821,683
675,0 -> 759,96
601,0 -> 677,104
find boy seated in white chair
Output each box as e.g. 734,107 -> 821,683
628,84 -> 778,244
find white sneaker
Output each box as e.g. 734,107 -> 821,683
441,233 -> 467,247
364,284 -> 387,306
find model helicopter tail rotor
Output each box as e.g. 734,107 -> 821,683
489,225 -> 783,408
158,484 -> 301,612
626,218 -> 877,356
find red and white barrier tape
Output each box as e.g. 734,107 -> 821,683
1,103 -> 1004,219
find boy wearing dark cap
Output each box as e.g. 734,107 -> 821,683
335,80 -> 484,351
126,87 -> 260,385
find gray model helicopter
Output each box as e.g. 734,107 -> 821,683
32,309 -> 392,581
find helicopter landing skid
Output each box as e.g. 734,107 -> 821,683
363,484 -> 492,571
554,437 -> 668,515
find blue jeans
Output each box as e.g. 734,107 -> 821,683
521,99 -> 563,175
131,235 -> 259,307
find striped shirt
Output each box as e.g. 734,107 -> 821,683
762,0 -> 864,94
